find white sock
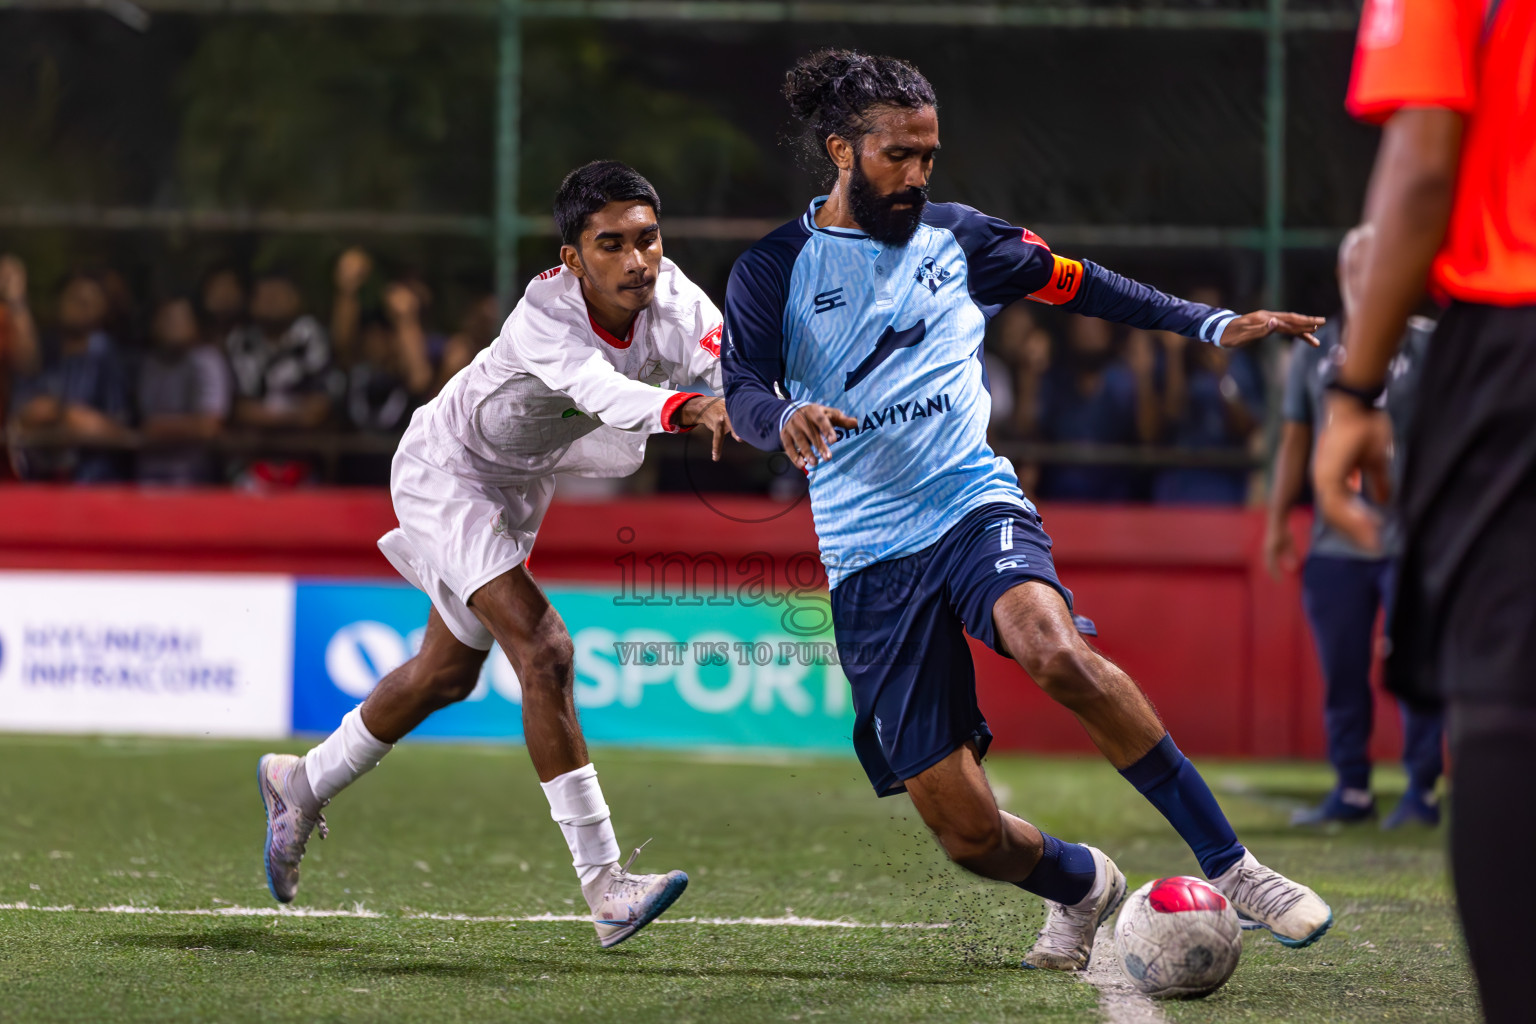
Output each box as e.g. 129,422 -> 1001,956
303,706 -> 394,804
540,763 -> 620,890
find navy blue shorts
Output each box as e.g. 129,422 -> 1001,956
830,501 -> 1073,796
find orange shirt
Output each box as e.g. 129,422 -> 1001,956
1347,0 -> 1536,305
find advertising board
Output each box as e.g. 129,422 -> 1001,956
292,580 -> 854,751
0,571 -> 293,738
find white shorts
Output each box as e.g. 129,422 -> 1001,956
377,422 -> 556,651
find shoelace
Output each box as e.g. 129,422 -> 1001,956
1230,864 -> 1305,921
287,809 -> 328,847
621,837 -> 652,873
605,839 -> 656,901
1033,899 -> 1093,958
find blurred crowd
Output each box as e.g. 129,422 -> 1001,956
0,250 -> 1267,503
983,287 -> 1267,506
0,249 -> 498,487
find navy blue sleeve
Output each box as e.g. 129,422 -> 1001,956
926,203 -> 1237,341
722,229 -> 807,452
922,203 -> 1056,317
1063,261 -> 1236,342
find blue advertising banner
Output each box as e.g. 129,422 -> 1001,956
292,580 -> 855,751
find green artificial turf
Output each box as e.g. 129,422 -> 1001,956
0,735 -> 1477,1023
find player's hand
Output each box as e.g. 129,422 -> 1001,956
781,403 -> 858,470
335,247 -> 372,293
1313,392 -> 1393,554
1219,311 -> 1324,349
1263,517 -> 1299,580
677,396 -> 733,461
383,282 -> 421,324
0,253 -> 27,306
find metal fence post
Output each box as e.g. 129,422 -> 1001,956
1262,0 -> 1288,472
495,0 -> 523,315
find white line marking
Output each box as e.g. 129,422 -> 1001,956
0,902 -> 949,930
1079,926 -> 1168,1024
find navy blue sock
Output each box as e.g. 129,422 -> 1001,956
1016,832 -> 1097,905
1120,734 -> 1245,878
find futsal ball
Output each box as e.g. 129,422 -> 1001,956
1114,876 -> 1242,999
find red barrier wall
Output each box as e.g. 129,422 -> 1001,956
0,485 -> 1404,761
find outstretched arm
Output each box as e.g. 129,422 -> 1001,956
1059,260 -> 1322,349
931,205 -> 1322,347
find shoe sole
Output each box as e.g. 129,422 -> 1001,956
1020,863 -> 1128,971
255,755 -> 293,905
598,872 -> 689,949
1271,909 -> 1334,949
1238,907 -> 1335,948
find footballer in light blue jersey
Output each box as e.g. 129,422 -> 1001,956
724,195 -> 1245,587
723,49 -> 1333,969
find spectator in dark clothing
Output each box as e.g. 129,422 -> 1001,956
199,266 -> 247,348
1152,326 -> 1265,505
137,295 -> 232,485
331,249 -> 445,394
435,292 -> 500,394
1030,314 -> 1158,502
336,285 -> 435,485
10,273 -> 131,482
227,273 -> 333,431
226,272 -> 335,488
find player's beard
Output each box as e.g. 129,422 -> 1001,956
848,155 -> 928,247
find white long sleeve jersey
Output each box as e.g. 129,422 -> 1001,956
414,257 -> 723,484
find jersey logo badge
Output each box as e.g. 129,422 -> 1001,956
698,323 -> 722,358
843,319 -> 927,392
814,287 -> 847,314
913,257 -> 952,294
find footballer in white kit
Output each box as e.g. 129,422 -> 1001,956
257,161 -> 732,949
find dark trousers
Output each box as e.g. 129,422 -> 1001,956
1389,302 -> 1536,1024
1301,554 -> 1443,794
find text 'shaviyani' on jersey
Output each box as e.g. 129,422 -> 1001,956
418,257 -> 723,484
722,198 -> 1237,587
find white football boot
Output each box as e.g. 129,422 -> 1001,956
1022,846 -> 1128,971
1211,849 -> 1333,947
257,753 -> 327,904
581,841 -> 689,949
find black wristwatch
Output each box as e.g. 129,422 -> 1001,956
1324,379 -> 1386,408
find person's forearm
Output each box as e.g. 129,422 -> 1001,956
61,404 -> 129,441
143,413 -> 222,441
394,322 -> 434,395
17,395 -> 61,427
235,397 -> 325,430
1342,108 -> 1462,389
6,302 -> 39,374
1266,422 -> 1311,527
331,291 -> 360,367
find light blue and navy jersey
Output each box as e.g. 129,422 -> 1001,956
723,197 -> 1236,587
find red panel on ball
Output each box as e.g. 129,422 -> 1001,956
1147,876 -> 1229,913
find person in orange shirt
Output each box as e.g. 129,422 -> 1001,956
1317,2 -> 1536,1020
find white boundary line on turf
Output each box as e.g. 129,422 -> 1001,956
0,902 -> 949,930
1079,927 -> 1168,1024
